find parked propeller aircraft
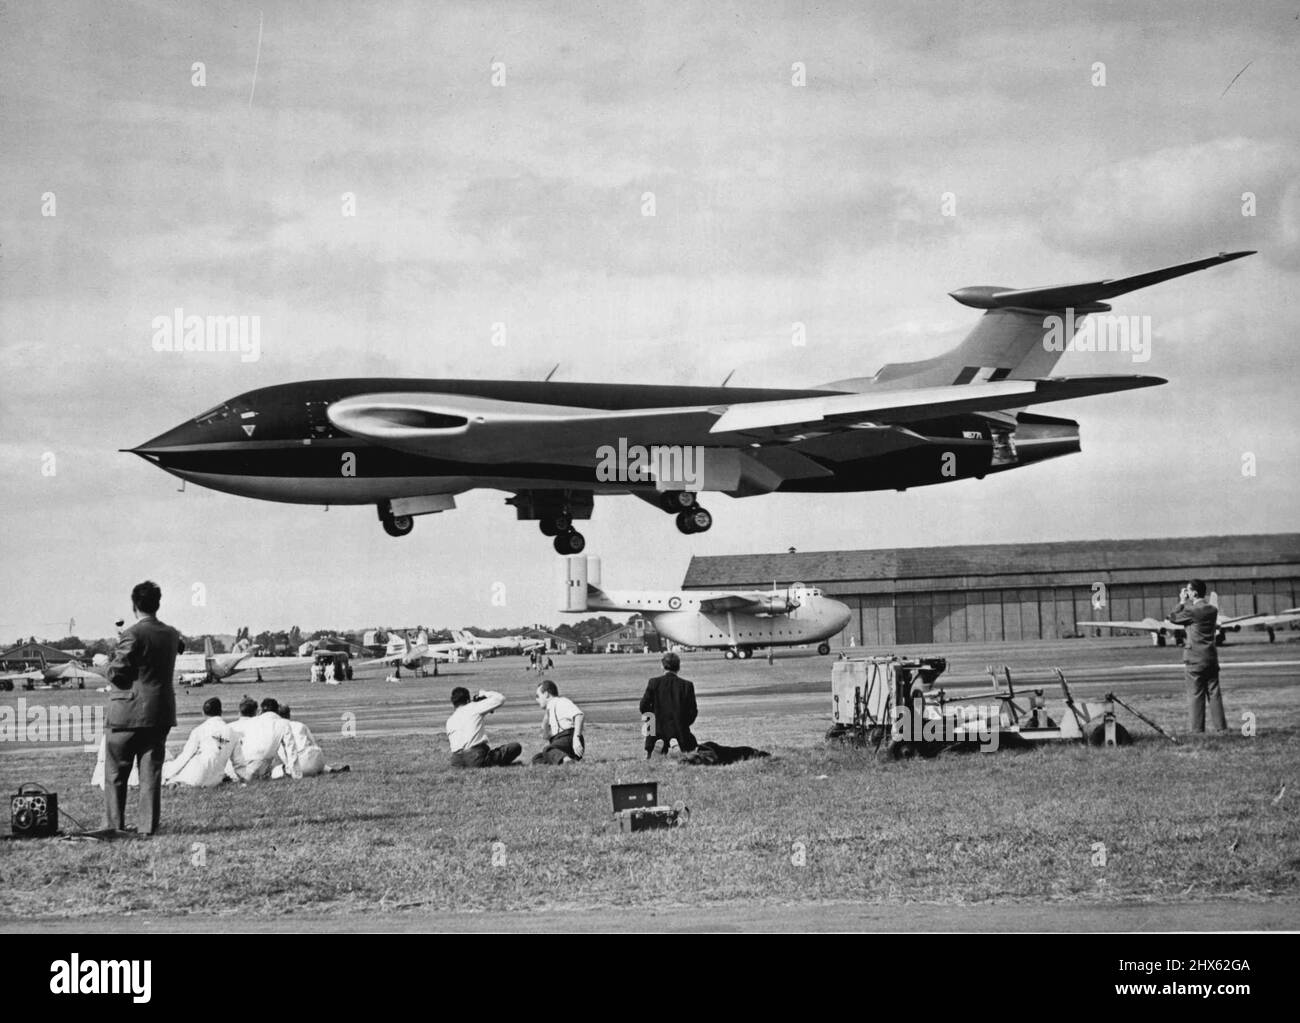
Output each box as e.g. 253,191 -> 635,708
561,555 -> 851,658
128,252 -> 1253,552
366,630 -> 459,673
452,629 -> 546,657
176,636 -> 252,684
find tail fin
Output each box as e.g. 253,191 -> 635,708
827,251 -> 1254,390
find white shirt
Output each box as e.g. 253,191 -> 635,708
544,695 -> 582,735
232,711 -> 298,779
285,718 -> 321,758
165,716 -> 237,787
445,691 -> 504,752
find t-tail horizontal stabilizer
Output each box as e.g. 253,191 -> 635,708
949,250 -> 1256,312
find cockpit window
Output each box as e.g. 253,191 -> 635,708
194,403 -> 233,426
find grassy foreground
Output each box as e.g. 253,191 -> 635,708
2,719 -> 1297,919
2,643 -> 1298,922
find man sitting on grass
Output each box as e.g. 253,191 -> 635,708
163,697 -> 238,787
446,687 -> 521,768
275,704 -> 349,777
531,680 -> 585,765
227,697 -> 299,781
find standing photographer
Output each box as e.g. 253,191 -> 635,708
103,580 -> 184,835
1169,579 -> 1226,733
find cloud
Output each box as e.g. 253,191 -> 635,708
1041,137 -> 1300,268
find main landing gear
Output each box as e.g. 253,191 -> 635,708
660,491 -> 713,535
537,510 -> 585,555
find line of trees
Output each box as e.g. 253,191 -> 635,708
25,616 -> 633,657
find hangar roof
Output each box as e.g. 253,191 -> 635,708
683,533 -> 1300,589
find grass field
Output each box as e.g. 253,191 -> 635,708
2,638 -> 1299,929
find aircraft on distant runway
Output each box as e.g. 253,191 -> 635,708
561,556 -> 851,659
176,636 -> 252,684
128,252 -> 1254,553
366,631 -> 458,674
1078,604 -> 1300,646
452,630 -> 546,657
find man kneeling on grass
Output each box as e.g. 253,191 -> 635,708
531,679 -> 585,765
446,687 -> 521,768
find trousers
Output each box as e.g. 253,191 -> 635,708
450,741 -> 522,768
104,726 -> 169,833
1186,665 -> 1226,732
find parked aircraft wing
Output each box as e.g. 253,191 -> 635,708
1221,608 -> 1300,631
1076,618 -> 1181,633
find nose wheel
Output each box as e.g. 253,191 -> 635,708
675,507 -> 713,534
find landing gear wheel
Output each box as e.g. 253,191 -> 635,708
739,647 -> 752,660
660,491 -> 697,512
553,530 -> 586,555
724,649 -> 736,660
539,520 -> 558,537
382,514 -> 414,537
675,507 -> 713,534
817,642 -> 831,655
891,741 -> 918,760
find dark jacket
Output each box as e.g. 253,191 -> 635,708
105,615 -> 183,730
640,671 -> 698,751
1169,600 -> 1219,671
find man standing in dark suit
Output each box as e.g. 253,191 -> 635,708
1169,578 -> 1226,733
640,651 -> 698,758
104,580 -> 184,835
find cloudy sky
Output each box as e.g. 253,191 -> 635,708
2,0 -> 1297,640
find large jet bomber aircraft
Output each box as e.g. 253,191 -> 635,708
130,252 -> 1253,553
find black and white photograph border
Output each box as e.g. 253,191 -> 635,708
1,0 -> 1298,946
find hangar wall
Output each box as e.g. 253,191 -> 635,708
682,534 -> 1300,646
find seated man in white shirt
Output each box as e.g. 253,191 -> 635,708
227,696 -> 258,739
163,697 -> 238,787
228,697 -> 299,781
530,680 -> 586,765
446,687 -> 521,768
276,704 -> 326,777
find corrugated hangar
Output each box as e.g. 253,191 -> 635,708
683,534 -> 1300,646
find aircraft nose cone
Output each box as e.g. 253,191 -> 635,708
125,419 -> 204,460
